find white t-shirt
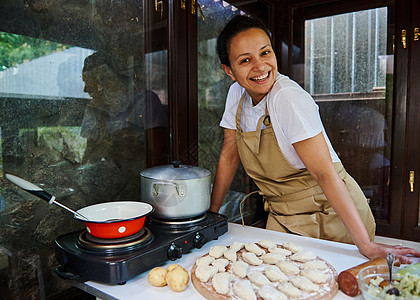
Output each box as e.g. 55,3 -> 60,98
220,73 -> 340,169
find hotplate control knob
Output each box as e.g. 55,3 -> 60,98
167,242 -> 182,260
193,232 -> 207,249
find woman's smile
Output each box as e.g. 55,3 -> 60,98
250,71 -> 270,82
222,28 -> 277,104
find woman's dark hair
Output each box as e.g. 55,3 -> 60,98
216,15 -> 271,67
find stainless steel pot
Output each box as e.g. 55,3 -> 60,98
140,162 -> 211,219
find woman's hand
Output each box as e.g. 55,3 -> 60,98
359,241 -> 420,264
293,133 -> 420,265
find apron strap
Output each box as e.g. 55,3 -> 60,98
236,93 -> 271,154
235,92 -> 246,131
253,114 -> 266,154
266,185 -> 323,202
265,163 -> 347,203
240,164 -> 348,223
239,190 -> 264,226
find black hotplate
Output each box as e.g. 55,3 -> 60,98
54,212 -> 228,285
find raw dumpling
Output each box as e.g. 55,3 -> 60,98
268,247 -> 292,256
212,258 -> 229,272
290,251 -> 317,262
282,242 -> 302,253
301,260 -> 328,270
247,271 -> 271,287
209,246 -> 228,258
196,256 -> 215,268
230,242 -> 244,252
232,260 -> 249,278
261,253 -> 286,264
245,243 -> 265,256
233,280 -> 257,300
276,261 -> 300,275
242,252 -> 263,266
195,265 -> 218,282
258,285 -> 288,300
290,275 -> 319,292
257,240 -> 276,249
212,272 -> 234,295
277,281 -> 302,298
301,268 -> 329,284
224,249 -> 237,262
264,266 -> 288,282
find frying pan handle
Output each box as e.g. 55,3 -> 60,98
5,173 -> 55,204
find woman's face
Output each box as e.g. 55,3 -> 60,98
222,28 -> 277,103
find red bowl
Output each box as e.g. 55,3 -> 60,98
74,201 -> 154,239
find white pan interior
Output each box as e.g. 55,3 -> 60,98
75,201 -> 153,222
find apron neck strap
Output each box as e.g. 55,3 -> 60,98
235,91 -> 246,131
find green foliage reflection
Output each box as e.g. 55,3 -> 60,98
0,32 -> 69,71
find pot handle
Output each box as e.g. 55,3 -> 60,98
152,182 -> 186,197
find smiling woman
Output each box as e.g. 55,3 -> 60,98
209,15 -> 420,265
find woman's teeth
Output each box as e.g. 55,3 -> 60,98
251,72 -> 269,81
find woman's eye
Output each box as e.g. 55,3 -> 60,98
240,58 -> 250,64
262,50 -> 270,56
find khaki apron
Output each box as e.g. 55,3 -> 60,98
235,92 -> 376,244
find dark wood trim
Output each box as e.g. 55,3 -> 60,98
403,0 -> 420,241
187,0 -> 198,166
380,0 -> 409,237
289,0 -> 390,17
168,0 -> 189,163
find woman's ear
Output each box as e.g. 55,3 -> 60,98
221,64 -> 236,81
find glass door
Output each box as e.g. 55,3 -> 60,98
195,0 -> 271,224
291,5 -> 396,231
290,0 -> 419,241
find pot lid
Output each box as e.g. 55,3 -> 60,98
140,162 -> 210,180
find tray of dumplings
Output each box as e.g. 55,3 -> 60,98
191,240 -> 339,300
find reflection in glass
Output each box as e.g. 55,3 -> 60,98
0,1 -> 169,298
197,0 -> 269,224
197,1 -> 246,224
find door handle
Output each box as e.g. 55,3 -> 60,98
402,29 -> 407,49
191,0 -> 205,21
409,171 -> 415,192
155,0 -> 163,18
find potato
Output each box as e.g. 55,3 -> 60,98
166,264 -> 182,272
148,267 -> 167,287
165,265 -> 190,292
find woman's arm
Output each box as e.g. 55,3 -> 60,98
209,129 -> 241,213
293,132 -> 420,264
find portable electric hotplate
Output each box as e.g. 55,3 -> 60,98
54,211 -> 228,285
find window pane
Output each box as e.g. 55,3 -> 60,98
0,1 -> 169,298
197,1 -> 270,225
301,7 -> 392,222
